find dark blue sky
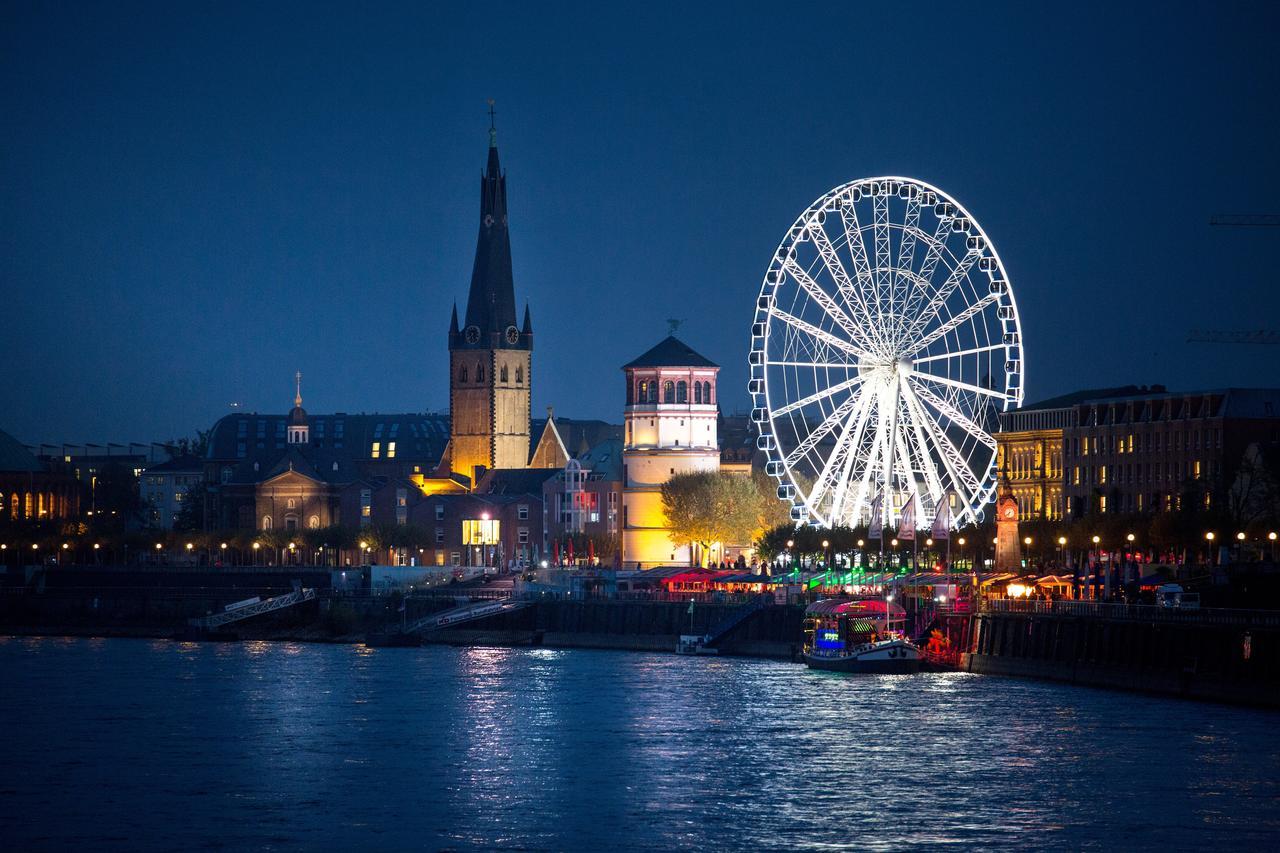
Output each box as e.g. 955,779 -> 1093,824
3,1 -> 1278,446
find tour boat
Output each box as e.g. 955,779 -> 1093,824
802,598 -> 921,674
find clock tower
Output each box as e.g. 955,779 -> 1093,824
994,476 -> 1022,571
447,115 -> 533,487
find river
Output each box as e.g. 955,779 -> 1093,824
1,636 -> 1277,851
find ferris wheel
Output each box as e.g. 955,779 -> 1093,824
749,177 -> 1024,530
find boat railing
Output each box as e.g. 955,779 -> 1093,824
980,597 -> 1280,626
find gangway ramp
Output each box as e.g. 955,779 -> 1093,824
678,595 -> 772,654
405,597 -> 531,634
188,587 -> 317,630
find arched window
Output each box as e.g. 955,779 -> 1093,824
476,363 -> 484,383
287,498 -> 296,509
676,381 -> 687,403
500,365 -> 509,383
703,382 -> 712,404
663,381 -> 675,403
309,515 -> 320,529
516,366 -> 523,385
459,366 -> 468,383
648,382 -> 657,403
637,380 -> 647,403
262,515 -> 272,530
694,382 -> 703,404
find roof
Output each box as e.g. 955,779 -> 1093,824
623,336 -> 718,370
475,467 -> 561,495
0,428 -> 44,473
456,134 -> 526,350
143,454 -> 204,474
530,418 -> 622,461
1017,385 -> 1166,412
205,412 -> 450,485
804,598 -> 905,617
577,438 -> 624,481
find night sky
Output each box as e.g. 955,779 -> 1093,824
3,1 -> 1278,447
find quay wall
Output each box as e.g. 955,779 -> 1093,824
964,607 -> 1280,708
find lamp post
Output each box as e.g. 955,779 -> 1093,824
1023,536 -> 1033,571
957,536 -> 966,573
1205,531 -> 1216,566
1091,535 -> 1101,600
251,541 -> 261,565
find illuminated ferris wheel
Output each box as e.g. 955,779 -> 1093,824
749,177 -> 1024,530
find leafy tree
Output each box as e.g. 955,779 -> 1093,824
661,471 -> 762,561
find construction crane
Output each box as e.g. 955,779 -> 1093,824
1187,330 -> 1279,345
1209,214 -> 1280,227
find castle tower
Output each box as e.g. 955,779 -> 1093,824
620,336 -> 720,567
448,112 -> 532,486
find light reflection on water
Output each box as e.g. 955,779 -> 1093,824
0,635 -> 1278,851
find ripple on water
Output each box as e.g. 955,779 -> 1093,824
0,637 -> 1278,851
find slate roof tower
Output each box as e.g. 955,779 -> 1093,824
447,109 -> 533,487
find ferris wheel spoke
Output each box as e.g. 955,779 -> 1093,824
802,223 -> 887,353
903,391 -> 946,510
901,385 -> 982,521
766,360 -> 855,369
914,370 -> 1014,404
845,391 -> 888,524
907,249 -> 981,341
783,386 -> 863,467
913,342 -> 1005,366
873,193 -> 893,329
908,293 -> 1000,356
837,194 -> 882,336
913,215 -> 956,306
910,377 -> 999,451
771,373 -> 865,417
896,195 -> 922,283
806,399 -> 865,516
827,388 -> 877,524
782,258 -> 879,353
768,308 -> 869,361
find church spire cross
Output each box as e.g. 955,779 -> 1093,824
487,98 -> 497,148
294,371 -> 303,407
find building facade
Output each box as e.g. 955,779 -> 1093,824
0,428 -> 81,523
620,336 -> 721,567
140,455 -> 204,529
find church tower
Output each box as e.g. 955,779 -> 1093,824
448,111 -> 532,487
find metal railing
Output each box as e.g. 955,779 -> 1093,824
187,588 -> 317,629
980,597 -> 1280,627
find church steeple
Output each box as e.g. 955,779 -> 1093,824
458,103 -> 522,351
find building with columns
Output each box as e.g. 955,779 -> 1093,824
620,336 -> 721,567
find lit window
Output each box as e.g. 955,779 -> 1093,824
518,504 -> 529,520
387,441 -> 396,459
1193,460 -> 1201,479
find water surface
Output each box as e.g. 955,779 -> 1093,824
1,636 -> 1277,850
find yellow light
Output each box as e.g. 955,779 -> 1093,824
821,540 -> 829,548
220,543 -> 227,550
252,542 -> 261,549
359,541 -> 368,549
1092,536 -> 1100,544
1057,536 -> 1067,546
0,544 -> 6,550
991,537 -> 998,545
958,537 -> 966,546
288,542 -> 296,550
857,539 -> 865,548
786,540 -> 794,548
155,543 -> 162,550
1023,536 -> 1032,546
1236,532 -> 1246,542
32,543 -> 38,550
62,543 -> 69,550
1205,532 -> 1215,542
185,543 -> 193,550
93,543 -> 100,550
925,538 -> 933,547
1007,583 -> 1030,598
1270,532 -> 1277,541
891,538 -> 899,547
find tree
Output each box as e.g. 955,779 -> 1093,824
661,471 -> 761,563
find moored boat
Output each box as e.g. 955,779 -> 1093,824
802,597 -> 921,674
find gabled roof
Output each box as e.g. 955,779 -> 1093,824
1017,385 -> 1166,412
0,428 -> 44,473
623,336 -> 718,369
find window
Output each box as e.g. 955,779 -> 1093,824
396,488 -> 407,507
500,365 -> 508,383
387,441 -> 396,459
309,515 -> 320,529
677,381 -> 687,403
262,515 -> 272,530
518,527 -> 529,544
221,467 -> 232,484
1099,495 -> 1108,514
371,441 -> 381,459
1193,460 -> 1201,479
435,504 -> 444,520
516,366 -> 523,385
663,381 -> 675,403
476,363 -> 484,383
459,366 -> 468,383
518,504 -> 529,520
694,382 -> 703,404
436,527 -> 444,543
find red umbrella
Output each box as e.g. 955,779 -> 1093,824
567,538 -> 575,565
588,539 -> 596,564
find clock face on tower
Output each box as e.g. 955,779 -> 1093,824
464,325 -> 481,345
505,325 -> 520,345
1003,504 -> 1016,520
